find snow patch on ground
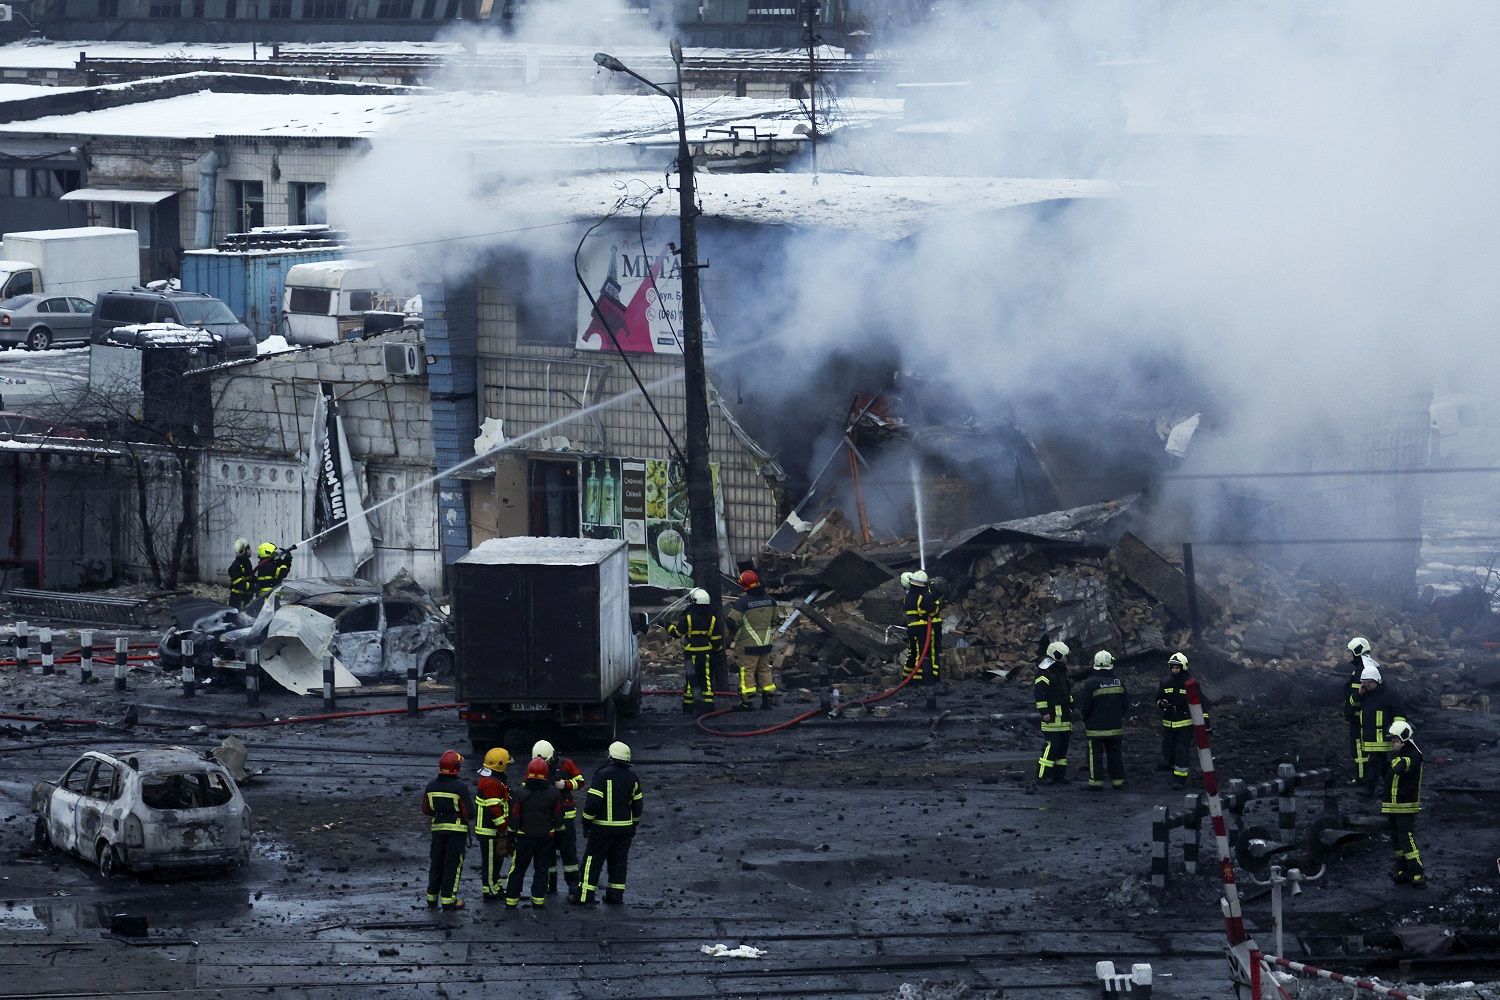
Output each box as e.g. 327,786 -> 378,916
257,335 -> 296,356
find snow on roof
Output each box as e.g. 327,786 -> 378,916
285,259 -> 380,286
0,83 -> 81,100
0,38 -> 849,70
486,172 -> 1119,240
3,226 -> 137,241
0,88 -> 898,143
460,536 -> 626,566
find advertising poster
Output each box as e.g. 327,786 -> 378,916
575,237 -> 718,355
581,457 -> 624,541
624,458 -> 724,587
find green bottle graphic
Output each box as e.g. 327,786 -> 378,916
601,461 -> 618,526
585,460 -> 601,525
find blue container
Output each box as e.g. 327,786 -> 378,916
181,247 -> 342,342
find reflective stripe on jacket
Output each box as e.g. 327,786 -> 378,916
421,774 -> 471,834
582,761 -> 644,829
1382,745 -> 1423,815
550,757 -> 586,819
1034,658 -> 1072,733
228,555 -> 255,597
668,608 -> 722,654
729,590 -> 780,653
1076,673 -> 1127,737
474,774 -> 510,837
903,587 -> 942,627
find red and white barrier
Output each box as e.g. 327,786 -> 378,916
1268,956 -> 1426,1000
1186,677 -> 1250,946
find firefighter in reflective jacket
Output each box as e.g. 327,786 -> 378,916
1034,641 -> 1074,784
474,747 -> 512,902
1076,651 -> 1127,790
728,570 -> 782,711
1345,637 -> 1375,783
505,757 -> 563,910
253,542 -> 281,598
1351,662 -> 1406,795
1382,720 -> 1425,886
1157,652 -> 1207,787
421,750 -> 471,910
227,538 -> 255,610
902,570 -> 943,684
667,589 -> 723,714
575,741 -> 644,905
533,739 -> 585,895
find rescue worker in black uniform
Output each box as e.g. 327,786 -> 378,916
505,757 -> 563,910
1344,637 -> 1374,784
1382,720 -> 1425,886
574,740 -> 645,905
253,542 -> 281,599
1157,652 -> 1208,787
1350,661 -> 1406,797
1034,640 -> 1074,784
902,570 -> 943,685
421,749 -> 471,910
1076,650 -> 1128,790
667,588 -> 722,715
227,538 -> 255,610
532,738 -> 585,896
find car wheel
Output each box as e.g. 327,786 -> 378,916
32,817 -> 49,849
423,649 -> 454,681
97,842 -> 122,878
25,327 -> 52,351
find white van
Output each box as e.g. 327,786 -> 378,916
281,260 -> 384,346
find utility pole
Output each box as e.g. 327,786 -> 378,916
802,0 -> 819,178
594,42 -> 723,625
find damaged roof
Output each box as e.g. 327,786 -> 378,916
938,496 -> 1139,559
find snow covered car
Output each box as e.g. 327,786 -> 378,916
159,573 -> 454,690
31,748 -> 251,876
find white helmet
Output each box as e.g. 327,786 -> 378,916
910,570 -> 928,586
1387,720 -> 1413,742
689,588 -> 710,605
1347,636 -> 1371,657
1045,641 -> 1070,660
1093,650 -> 1115,670
233,537 -> 251,554
608,740 -> 631,763
1360,663 -> 1382,684
899,571 -> 913,588
531,739 -> 554,761
1168,652 -> 1188,669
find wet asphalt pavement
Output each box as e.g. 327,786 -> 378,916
1,661 -> 1497,1000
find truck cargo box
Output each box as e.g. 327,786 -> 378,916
453,536 -> 635,707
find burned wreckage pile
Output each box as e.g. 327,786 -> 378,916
638,498 -> 1500,712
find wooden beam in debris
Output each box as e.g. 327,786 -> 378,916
793,601 -> 905,660
1111,532 -> 1221,626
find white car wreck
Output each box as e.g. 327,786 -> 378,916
32,748 -> 251,876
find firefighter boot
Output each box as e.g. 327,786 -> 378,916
604,888 -> 625,905
761,692 -> 774,710
736,699 -> 754,712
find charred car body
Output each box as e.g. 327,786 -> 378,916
32,748 -> 251,876
159,573 -> 453,692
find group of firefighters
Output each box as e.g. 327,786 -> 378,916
225,538 -> 296,609
421,738 -> 643,911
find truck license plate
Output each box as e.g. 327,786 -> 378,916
511,702 -> 549,712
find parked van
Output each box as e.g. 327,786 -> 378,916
282,260 -> 386,346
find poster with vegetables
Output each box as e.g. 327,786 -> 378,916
632,457 -> 723,588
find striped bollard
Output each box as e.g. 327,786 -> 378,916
406,661 -> 419,716
1183,792 -> 1202,875
113,636 -> 128,692
17,622 -> 31,675
180,638 -> 196,697
39,627 -> 53,676
78,630 -> 93,685
1150,805 -> 1169,890
1277,763 -> 1297,843
322,652 -> 335,712
244,647 -> 260,707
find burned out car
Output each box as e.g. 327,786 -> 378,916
160,572 -> 454,692
32,748 -> 251,876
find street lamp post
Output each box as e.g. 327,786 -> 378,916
594,45 -> 724,625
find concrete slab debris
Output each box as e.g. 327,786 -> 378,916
1110,531 -> 1221,626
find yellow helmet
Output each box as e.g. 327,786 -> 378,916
257,542 -> 277,558
483,747 -> 510,771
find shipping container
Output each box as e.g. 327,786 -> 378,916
453,536 -> 641,749
180,248 -> 342,342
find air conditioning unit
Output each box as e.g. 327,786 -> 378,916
0,7 -> 13,21
383,342 -> 425,378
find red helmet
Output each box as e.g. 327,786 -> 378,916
739,569 -> 760,589
526,757 -> 550,780
438,750 -> 462,775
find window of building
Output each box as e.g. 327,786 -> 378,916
20,167 -> 81,199
112,203 -> 153,248
303,0 -> 348,16
528,460 -> 580,537
288,181 -> 327,225
267,0 -> 293,17
148,0 -> 182,14
96,0 -> 120,15
230,180 -> 265,232
747,2 -> 799,20
376,0 -> 413,16
225,0 -> 237,15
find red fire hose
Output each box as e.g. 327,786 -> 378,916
693,621 -> 933,738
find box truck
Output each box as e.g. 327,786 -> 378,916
453,537 -> 643,750
0,227 -> 140,301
